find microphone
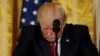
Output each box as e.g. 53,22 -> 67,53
52,19 -> 60,56
53,19 -> 60,33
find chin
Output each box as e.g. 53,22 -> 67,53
47,39 -> 55,42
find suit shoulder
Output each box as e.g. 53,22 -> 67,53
73,24 -> 88,28
66,24 -> 88,29
73,24 -> 89,33
66,24 -> 89,33
21,25 -> 40,31
21,25 -> 36,30
19,26 -> 40,36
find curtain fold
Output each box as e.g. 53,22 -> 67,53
0,0 -> 13,56
0,0 -> 22,56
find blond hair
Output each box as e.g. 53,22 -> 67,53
37,3 -> 66,24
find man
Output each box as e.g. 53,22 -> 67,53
13,3 -> 99,56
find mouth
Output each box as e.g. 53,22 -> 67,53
46,38 -> 55,42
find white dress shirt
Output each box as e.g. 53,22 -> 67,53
58,38 -> 61,56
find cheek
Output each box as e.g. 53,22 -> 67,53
41,30 -> 48,37
42,31 -> 47,36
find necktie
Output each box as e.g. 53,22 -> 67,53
51,43 -> 57,56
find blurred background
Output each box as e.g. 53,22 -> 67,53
0,0 -> 100,56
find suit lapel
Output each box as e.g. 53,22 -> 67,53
61,24 -> 75,56
39,39 -> 52,56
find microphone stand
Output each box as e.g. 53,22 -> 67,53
55,32 -> 58,56
53,19 -> 60,56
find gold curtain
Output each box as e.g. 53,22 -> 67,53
0,0 -> 22,56
13,0 -> 22,51
0,0 -> 13,56
52,0 -> 95,44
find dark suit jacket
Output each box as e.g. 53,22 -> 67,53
13,24 -> 99,56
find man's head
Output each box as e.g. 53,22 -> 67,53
37,3 -> 66,42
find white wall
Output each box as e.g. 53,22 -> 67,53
93,0 -> 100,52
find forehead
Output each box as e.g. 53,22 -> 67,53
40,23 -> 53,29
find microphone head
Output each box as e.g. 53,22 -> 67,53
53,19 -> 60,33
